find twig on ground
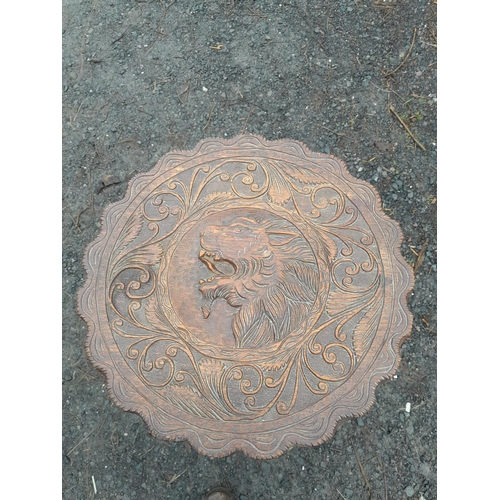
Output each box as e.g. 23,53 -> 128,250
159,0 -> 176,14
241,106 -> 255,134
67,411 -> 109,456
385,28 -> 417,77
422,316 -> 437,333
397,401 -> 425,412
413,239 -> 428,273
178,81 -> 190,103
166,469 -> 187,486
351,440 -> 373,499
138,445 -> 156,459
203,101 -> 216,131
245,7 -> 267,19
67,427 -> 98,456
72,204 -> 91,232
145,78 -> 171,92
389,105 -> 426,151
69,99 -> 86,129
373,0 -> 393,9
336,489 -> 348,500
317,124 -> 345,136
111,31 -> 126,45
376,455 -> 388,500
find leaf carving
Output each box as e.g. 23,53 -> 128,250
267,175 -> 291,205
123,243 -> 163,267
115,208 -> 143,254
112,243 -> 164,281
352,289 -> 383,359
315,229 -> 338,264
260,350 -> 294,371
164,385 -> 227,420
326,284 -> 377,319
194,191 -> 235,212
145,292 -> 173,333
278,161 -> 329,185
165,383 -> 240,420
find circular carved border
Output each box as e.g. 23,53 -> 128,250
78,134 -> 414,458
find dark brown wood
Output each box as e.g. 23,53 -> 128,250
78,135 -> 414,459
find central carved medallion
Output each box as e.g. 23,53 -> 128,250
197,215 -> 319,348
79,135 -> 414,458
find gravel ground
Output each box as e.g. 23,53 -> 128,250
62,1 -> 437,498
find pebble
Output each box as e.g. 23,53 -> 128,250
405,485 -> 415,497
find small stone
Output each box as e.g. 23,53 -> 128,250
206,490 -> 232,500
357,418 -> 364,426
405,485 -> 415,497
101,174 -> 120,188
261,462 -> 270,474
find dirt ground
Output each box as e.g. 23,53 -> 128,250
62,1 -> 437,498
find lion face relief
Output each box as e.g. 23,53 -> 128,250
198,216 -> 319,349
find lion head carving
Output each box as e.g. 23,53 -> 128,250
198,216 -> 319,348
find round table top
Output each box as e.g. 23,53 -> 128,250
79,135 -> 414,459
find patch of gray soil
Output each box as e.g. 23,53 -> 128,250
63,1 -> 436,498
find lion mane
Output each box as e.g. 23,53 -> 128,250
198,216 -> 319,348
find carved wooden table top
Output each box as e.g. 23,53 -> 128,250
79,135 -> 414,459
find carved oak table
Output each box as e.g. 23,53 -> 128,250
79,135 -> 414,458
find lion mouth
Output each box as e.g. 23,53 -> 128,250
198,248 -> 236,279
198,248 -> 237,319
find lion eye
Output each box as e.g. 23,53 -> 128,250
233,227 -> 242,233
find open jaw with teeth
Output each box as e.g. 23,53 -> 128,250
198,248 -> 237,319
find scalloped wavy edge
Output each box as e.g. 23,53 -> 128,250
77,134 -> 414,459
